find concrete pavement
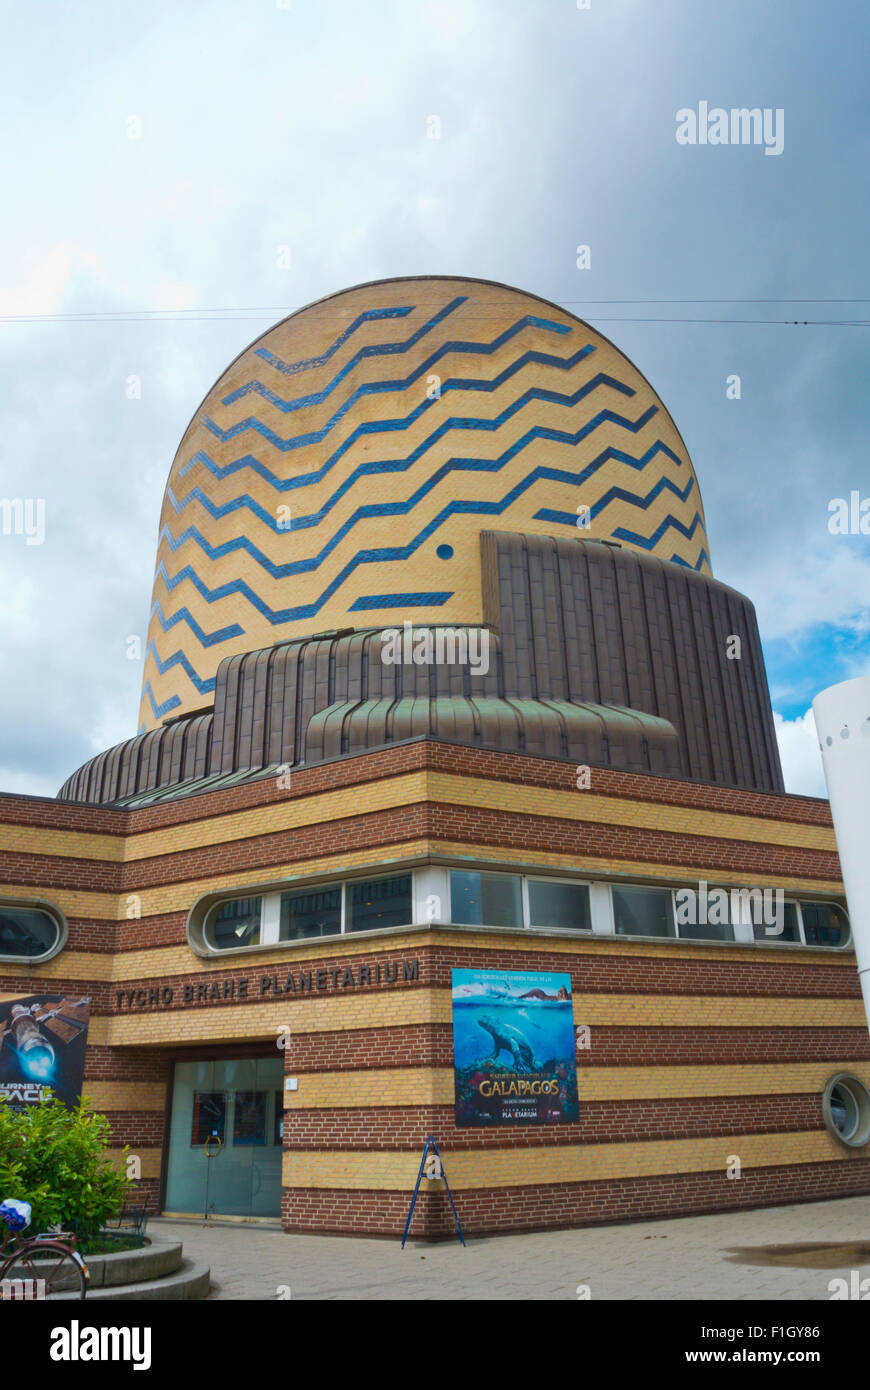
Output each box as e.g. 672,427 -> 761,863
152,1195 -> 870,1300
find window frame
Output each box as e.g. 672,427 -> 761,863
188,869 -> 416,957
448,867 -> 525,931
0,897 -> 67,965
186,866 -> 852,957
744,895 -> 802,946
345,872 -> 414,935
523,874 -> 594,934
823,1072 -> 870,1149
610,882 -> 678,941
203,895 -> 264,952
278,881 -> 344,943
796,898 -> 851,949
672,885 -> 737,944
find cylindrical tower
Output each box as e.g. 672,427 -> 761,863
139,275 -> 711,730
813,674 -> 870,1025
59,275 -> 787,805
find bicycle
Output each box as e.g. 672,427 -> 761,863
0,1199 -> 89,1300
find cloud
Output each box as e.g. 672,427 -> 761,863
731,545 -> 870,649
0,0 -> 868,798
773,708 -> 827,798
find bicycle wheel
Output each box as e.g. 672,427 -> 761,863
0,1241 -> 88,1300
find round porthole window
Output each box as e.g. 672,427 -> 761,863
823,1073 -> 870,1147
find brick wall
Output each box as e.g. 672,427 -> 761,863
0,739 -> 864,1237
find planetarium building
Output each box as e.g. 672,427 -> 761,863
0,276 -> 866,1237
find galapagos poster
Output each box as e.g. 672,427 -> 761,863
0,994 -> 91,1109
452,969 -> 578,1126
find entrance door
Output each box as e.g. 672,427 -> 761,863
164,1058 -> 284,1218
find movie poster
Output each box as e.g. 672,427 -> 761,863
452,968 -> 578,1126
0,994 -> 91,1109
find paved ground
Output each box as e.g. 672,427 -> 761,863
155,1196 -> 870,1300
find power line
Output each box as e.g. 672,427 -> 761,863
2,299 -> 870,327
583,317 -> 870,326
5,296 -> 870,318
0,311 -> 282,323
0,313 -> 285,323
2,313 -> 868,327
561,298 -> 870,305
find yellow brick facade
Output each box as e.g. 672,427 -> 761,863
139,277 -> 713,728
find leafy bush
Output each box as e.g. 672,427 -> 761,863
0,1099 -> 132,1248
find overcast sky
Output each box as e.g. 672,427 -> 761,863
0,0 -> 867,799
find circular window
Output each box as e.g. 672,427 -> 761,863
823,1073 -> 870,1147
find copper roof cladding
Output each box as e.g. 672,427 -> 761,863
58,532 -> 784,804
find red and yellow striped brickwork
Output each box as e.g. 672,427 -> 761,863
1,739 -> 866,1237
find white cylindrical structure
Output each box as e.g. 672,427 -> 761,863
812,675 -> 870,1029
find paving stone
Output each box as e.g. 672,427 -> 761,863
149,1195 -> 870,1301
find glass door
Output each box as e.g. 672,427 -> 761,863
164,1058 -> 284,1217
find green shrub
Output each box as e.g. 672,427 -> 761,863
0,1099 -> 132,1248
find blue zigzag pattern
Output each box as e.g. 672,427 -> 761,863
222,309 -> 572,417
232,295 -> 464,417
145,641 -> 218,694
533,472 -> 696,528
252,299 -> 567,387
145,590 -> 456,703
534,492 -> 710,571
612,511 -> 704,549
141,681 -> 181,721
205,314 -> 578,452
671,551 -> 711,571
147,298 -> 707,699
145,529 -> 705,702
146,462 -> 706,698
149,598 -> 244,646
169,365 -> 630,536
158,401 -> 666,584
179,347 -> 609,499
253,305 -> 414,379
152,437 -> 692,634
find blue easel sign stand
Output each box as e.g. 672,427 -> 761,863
401,1135 -> 466,1248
